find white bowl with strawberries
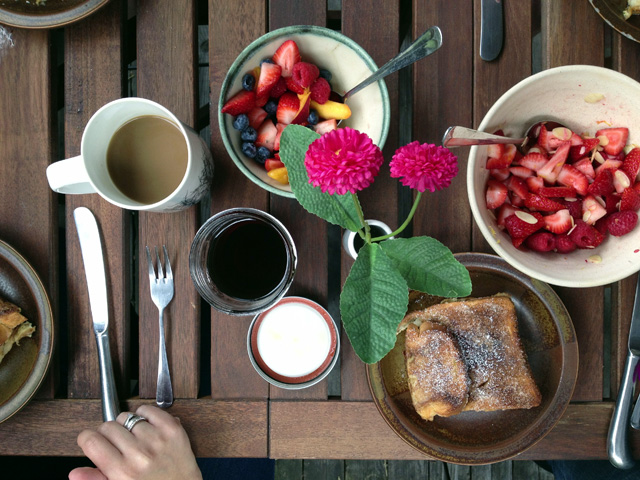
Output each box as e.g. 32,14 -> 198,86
468,65 -> 640,288
218,25 -> 390,197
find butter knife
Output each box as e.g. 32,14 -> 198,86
74,207 -> 120,422
607,274 -> 640,469
480,0 -> 504,61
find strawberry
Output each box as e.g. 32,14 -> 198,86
596,127 -> 629,155
537,124 -> 553,152
557,164 -> 589,196
504,211 -> 544,240
221,90 -> 256,116
490,168 -> 511,181
537,142 -> 570,183
273,123 -> 286,151
573,157 -> 596,179
511,193 -> 525,207
604,194 -> 621,214
595,159 -> 623,176
285,76 -> 307,94
538,186 -> 576,198
255,120 -> 278,151
255,62 -> 282,99
525,232 -> 556,252
622,147 -> 640,181
486,180 -> 509,209
292,62 -> 319,88
509,166 -> 533,179
582,195 -> 607,225
497,204 -> 520,227
555,234 -> 577,253
265,158 -> 285,172
525,193 -> 564,212
292,92 -> 311,125
486,143 -> 505,160
486,155 -> 513,169
505,175 -> 529,201
587,168 -> 615,196
276,92 -> 300,125
569,220 -> 605,248
544,209 -> 573,234
272,40 -> 301,77
247,107 -> 268,129
314,119 -> 337,135
559,198 -> 583,221
502,144 -> 518,164
620,188 -> 640,212
526,176 -> 544,193
570,137 -> 600,161
310,77 -> 331,104
519,152 -> 548,171
607,210 -> 638,236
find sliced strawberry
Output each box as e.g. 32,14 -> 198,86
519,152 -> 548,171
526,176 -> 544,193
623,147 -> 640,182
595,159 -> 623,176
292,92 -> 311,125
596,127 -> 629,155
505,175 -> 529,201
525,232 -> 557,252
486,155 -> 513,169
265,158 -> 285,172
587,168 -> 615,196
314,119 -> 337,135
620,187 -> 640,212
582,195 -> 607,225
569,220 -> 605,248
276,92 -> 300,125
537,142 -> 570,183
509,166 -> 533,179
525,193 -> 564,212
511,193 -> 525,207
247,107 -> 268,129
273,123 -> 286,151
255,62 -> 282,99
486,143 -> 505,160
486,180 -> 509,209
221,90 -> 256,116
504,211 -> 544,241
573,157 -> 596,179
269,77 -> 288,99
604,193 -> 621,214
496,204 -> 519,227
255,120 -> 278,151
272,40 -> 301,78
490,168 -> 511,181
557,164 -> 589,196
570,137 -> 600,161
537,124 -> 553,152
544,209 -> 573,234
538,186 -> 577,198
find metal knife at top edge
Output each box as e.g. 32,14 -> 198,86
480,0 -> 504,61
607,274 -> 640,470
74,206 -> 120,422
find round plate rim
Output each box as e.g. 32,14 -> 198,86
0,0 -> 109,29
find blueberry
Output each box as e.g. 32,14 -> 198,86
242,73 -> 255,91
255,146 -> 272,163
241,126 -> 257,142
307,110 -> 319,126
264,99 -> 278,116
319,68 -> 332,82
241,142 -> 257,159
233,114 -> 249,131
260,58 -> 275,65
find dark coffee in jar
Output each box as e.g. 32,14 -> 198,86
106,115 -> 188,204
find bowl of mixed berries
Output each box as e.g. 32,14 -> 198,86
468,65 -> 640,287
218,25 -> 390,197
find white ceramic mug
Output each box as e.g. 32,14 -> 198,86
46,97 -> 214,212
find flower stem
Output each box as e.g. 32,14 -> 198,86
352,193 -> 370,242
371,192 -> 423,242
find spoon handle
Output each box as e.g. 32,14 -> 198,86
343,26 -> 443,100
442,126 -> 524,147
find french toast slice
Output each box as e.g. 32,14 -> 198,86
403,295 -> 541,418
405,321 -> 469,421
0,297 -> 35,365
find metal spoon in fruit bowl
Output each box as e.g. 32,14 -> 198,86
441,121 -> 564,151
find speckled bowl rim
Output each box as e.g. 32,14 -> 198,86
218,25 -> 391,198
0,0 -> 109,29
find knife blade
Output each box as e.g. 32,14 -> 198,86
74,207 -> 120,422
607,274 -> 640,469
480,0 -> 504,61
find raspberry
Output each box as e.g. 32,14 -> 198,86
559,198 -> 582,221
310,77 -> 331,104
569,220 -> 605,248
604,194 -> 621,214
555,234 -> 577,253
525,232 -> 556,252
269,77 -> 288,98
285,76 -> 306,94
292,62 -> 319,88
607,211 -> 638,237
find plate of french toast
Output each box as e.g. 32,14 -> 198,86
0,240 -> 53,423
367,252 -> 578,464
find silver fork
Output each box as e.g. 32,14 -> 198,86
146,245 -> 174,408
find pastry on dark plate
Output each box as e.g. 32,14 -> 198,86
0,297 -> 36,366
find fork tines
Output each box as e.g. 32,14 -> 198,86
145,245 -> 173,282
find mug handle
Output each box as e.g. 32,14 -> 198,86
46,156 -> 96,194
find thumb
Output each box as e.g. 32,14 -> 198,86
69,466 -> 109,480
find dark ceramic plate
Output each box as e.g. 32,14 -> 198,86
0,0 -> 109,29
590,0 -> 640,43
0,240 -> 53,423
367,253 -> 579,465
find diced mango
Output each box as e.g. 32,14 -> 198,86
267,166 -> 289,185
310,100 -> 351,120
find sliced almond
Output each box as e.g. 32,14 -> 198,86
595,196 -> 606,207
583,211 -> 591,222
584,93 -> 605,103
614,169 -> 631,189
594,151 -> 605,164
552,127 -> 573,141
587,254 -> 602,264
597,135 -> 610,146
515,210 -> 538,224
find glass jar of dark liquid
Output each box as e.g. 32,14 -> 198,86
189,208 -> 297,315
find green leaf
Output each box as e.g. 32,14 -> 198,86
279,125 -> 363,231
340,242 -> 409,364
380,236 -> 472,297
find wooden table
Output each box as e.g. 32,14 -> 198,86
1,0 -> 640,462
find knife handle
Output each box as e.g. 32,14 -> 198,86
95,332 -> 120,422
608,353 -> 639,469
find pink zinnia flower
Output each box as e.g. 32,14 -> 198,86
305,127 -> 384,195
390,141 -> 458,192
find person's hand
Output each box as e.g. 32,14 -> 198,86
69,405 -> 202,480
